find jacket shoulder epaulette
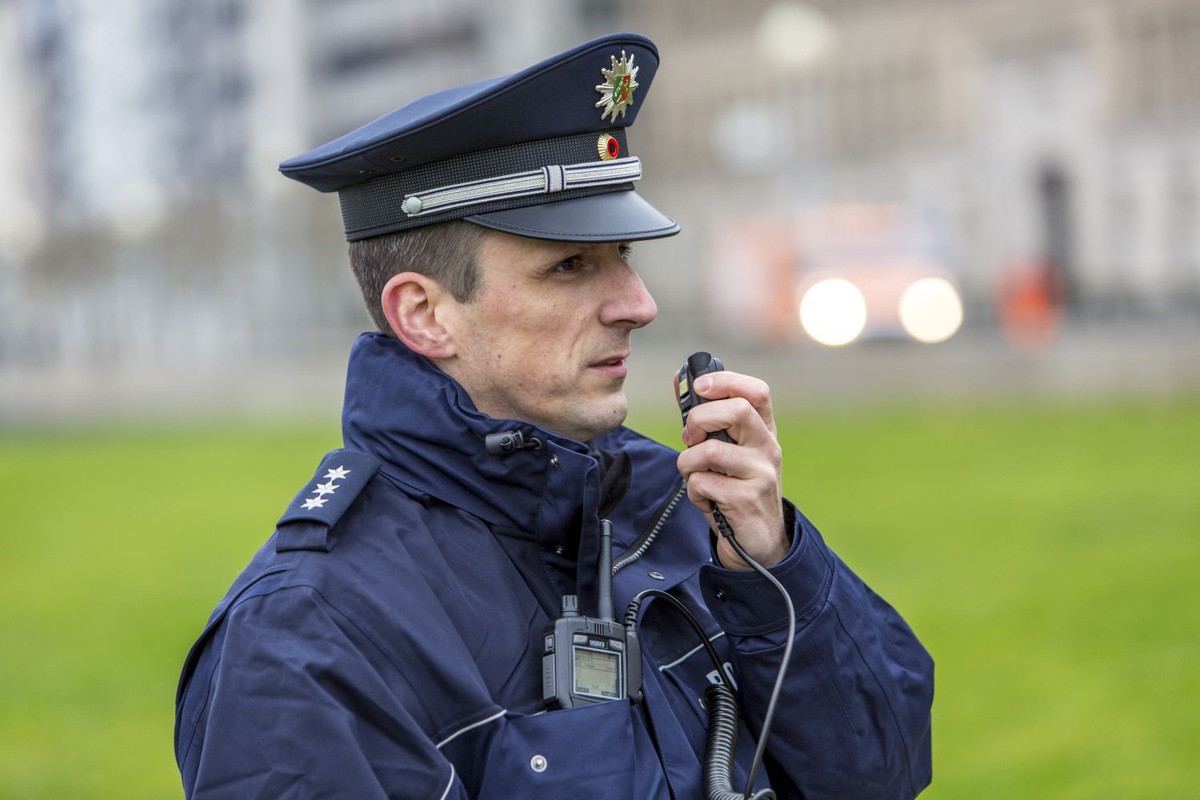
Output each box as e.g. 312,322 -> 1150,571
275,449 -> 382,552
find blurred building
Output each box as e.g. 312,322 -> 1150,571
0,1 -> 43,260
627,0 -> 1200,343
2,0 -> 1199,372
15,0 -> 615,233
0,0 -> 616,369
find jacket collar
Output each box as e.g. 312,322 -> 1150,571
340,333 -> 600,550
340,332 -> 711,605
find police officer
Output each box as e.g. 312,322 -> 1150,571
174,33 -> 933,799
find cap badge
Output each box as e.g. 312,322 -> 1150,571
595,50 -> 639,122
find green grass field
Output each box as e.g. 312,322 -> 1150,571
2,398 -> 1198,798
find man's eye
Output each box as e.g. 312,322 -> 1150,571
553,257 -> 583,274
619,244 -> 633,261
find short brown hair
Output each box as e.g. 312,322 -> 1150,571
347,220 -> 487,334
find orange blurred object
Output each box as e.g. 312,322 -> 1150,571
994,258 -> 1064,351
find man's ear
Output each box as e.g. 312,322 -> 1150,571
380,272 -> 456,358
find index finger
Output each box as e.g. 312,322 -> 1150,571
688,370 -> 777,437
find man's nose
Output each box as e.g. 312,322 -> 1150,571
603,263 -> 658,329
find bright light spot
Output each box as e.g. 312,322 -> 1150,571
899,277 -> 964,343
799,278 -> 867,346
756,3 -> 839,74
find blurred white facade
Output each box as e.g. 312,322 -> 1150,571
628,0 -> 1200,338
0,2 -> 42,261
1,0 -> 1198,371
0,0 -> 615,369
14,0 -> 607,231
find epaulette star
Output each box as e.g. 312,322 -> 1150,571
276,450 -> 383,553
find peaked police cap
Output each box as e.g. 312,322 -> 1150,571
279,33 -> 680,243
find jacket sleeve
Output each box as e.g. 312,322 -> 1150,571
175,584 -> 470,800
699,503 -> 934,800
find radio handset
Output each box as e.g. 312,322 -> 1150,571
676,351 -> 737,539
676,351 -> 732,443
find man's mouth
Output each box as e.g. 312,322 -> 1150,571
590,350 -> 630,366
589,353 -> 630,376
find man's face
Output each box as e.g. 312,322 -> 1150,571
437,230 -> 658,442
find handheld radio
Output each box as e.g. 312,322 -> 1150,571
677,351 -> 737,539
676,351 -> 732,442
542,520 -> 642,709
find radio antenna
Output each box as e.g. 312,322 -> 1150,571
597,519 -> 614,621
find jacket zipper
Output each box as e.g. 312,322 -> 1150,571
611,478 -> 687,576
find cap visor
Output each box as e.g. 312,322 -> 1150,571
465,190 -> 679,242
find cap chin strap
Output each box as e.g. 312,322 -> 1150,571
400,157 -> 641,218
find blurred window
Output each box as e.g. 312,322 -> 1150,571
1121,3 -> 1200,124
829,53 -> 941,156
320,17 -> 479,79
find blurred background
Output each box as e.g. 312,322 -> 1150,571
3,0 -> 1200,416
1,0 -> 1198,797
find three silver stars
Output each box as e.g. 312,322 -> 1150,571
300,465 -> 351,510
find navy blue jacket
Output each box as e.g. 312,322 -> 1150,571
175,333 -> 933,798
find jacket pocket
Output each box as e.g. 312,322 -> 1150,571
475,701 -> 639,800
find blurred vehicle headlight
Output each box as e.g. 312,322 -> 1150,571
798,278 -> 867,346
898,277 -> 963,344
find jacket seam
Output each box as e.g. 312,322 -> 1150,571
437,764 -> 456,800
176,565 -> 292,773
310,584 -> 502,747
828,595 -> 918,796
436,708 -> 508,749
177,653 -> 218,774
657,630 -> 726,672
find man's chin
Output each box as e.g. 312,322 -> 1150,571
560,397 -> 630,443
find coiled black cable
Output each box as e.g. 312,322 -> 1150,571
718,515 -> 793,800
701,683 -> 742,800
625,579 -> 782,800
